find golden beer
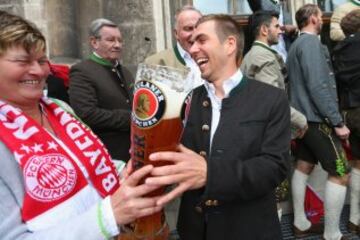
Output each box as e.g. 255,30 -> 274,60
119,63 -> 192,240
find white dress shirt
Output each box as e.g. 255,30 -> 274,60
204,69 -> 243,148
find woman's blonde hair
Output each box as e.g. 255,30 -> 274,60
0,10 -> 46,56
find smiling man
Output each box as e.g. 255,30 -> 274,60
69,18 -> 133,162
146,14 -> 291,240
145,5 -> 203,88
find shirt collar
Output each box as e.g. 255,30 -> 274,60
204,69 -> 243,98
300,31 -> 317,36
176,42 -> 191,59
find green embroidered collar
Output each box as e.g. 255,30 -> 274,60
173,45 -> 186,66
351,0 -> 360,6
89,53 -> 114,67
253,41 -> 278,55
229,76 -> 248,97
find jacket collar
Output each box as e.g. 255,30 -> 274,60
89,52 -> 117,67
253,41 -> 278,55
351,0 -> 360,6
173,44 -> 186,66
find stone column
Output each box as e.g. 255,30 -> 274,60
44,0 -> 77,62
22,0 -> 48,54
75,0 -> 104,60
103,0 -> 156,72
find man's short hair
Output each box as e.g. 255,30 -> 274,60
295,4 -> 320,30
196,14 -> 244,65
250,10 -> 279,38
341,9 -> 360,36
174,5 -> 202,29
89,18 -> 118,38
0,10 -> 46,56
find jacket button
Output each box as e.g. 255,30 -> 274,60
126,99 -> 130,103
112,68 -> 116,72
199,151 -> 207,157
195,206 -> 202,213
205,199 -> 219,206
120,84 -> 125,87
329,72 -> 334,76
202,124 -> 210,131
205,200 -> 213,206
202,100 -> 209,107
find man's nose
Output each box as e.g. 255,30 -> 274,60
189,42 -> 198,55
114,39 -> 122,48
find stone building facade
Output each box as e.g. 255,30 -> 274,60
0,0 -> 317,73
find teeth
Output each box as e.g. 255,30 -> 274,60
196,58 -> 208,65
21,80 -> 40,84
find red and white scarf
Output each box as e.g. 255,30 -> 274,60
0,98 -> 119,230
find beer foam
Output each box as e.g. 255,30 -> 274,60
154,81 -> 190,119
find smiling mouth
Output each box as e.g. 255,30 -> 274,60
20,80 -> 42,85
196,58 -> 209,67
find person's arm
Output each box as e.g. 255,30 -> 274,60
241,52 -> 282,88
290,106 -> 308,138
69,65 -> 131,131
330,6 -> 346,41
252,60 -> 282,88
0,182 -> 116,240
0,157 -> 161,240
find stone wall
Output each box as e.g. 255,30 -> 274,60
0,0 -> 23,16
0,0 -> 162,74
0,0 -> 308,73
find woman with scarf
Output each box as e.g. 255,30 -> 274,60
0,11 -> 163,240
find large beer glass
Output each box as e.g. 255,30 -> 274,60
119,63 -> 193,240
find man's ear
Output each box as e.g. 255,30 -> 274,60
89,36 -> 98,50
173,29 -> 179,41
309,15 -> 316,25
259,24 -> 268,37
226,35 -> 237,56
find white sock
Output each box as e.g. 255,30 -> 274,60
323,181 -> 346,240
292,169 -> 311,230
350,168 -> 360,225
278,207 -> 283,221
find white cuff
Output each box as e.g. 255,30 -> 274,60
101,196 -> 120,237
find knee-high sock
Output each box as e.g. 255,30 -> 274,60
292,169 -> 311,230
350,168 -> 360,225
323,181 -> 346,240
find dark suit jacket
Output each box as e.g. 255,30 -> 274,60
178,78 -> 290,240
47,74 -> 69,103
333,32 -> 360,109
69,58 -> 133,161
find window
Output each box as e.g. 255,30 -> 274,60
193,0 -> 252,14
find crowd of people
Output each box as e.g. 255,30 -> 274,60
0,1 -> 360,240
